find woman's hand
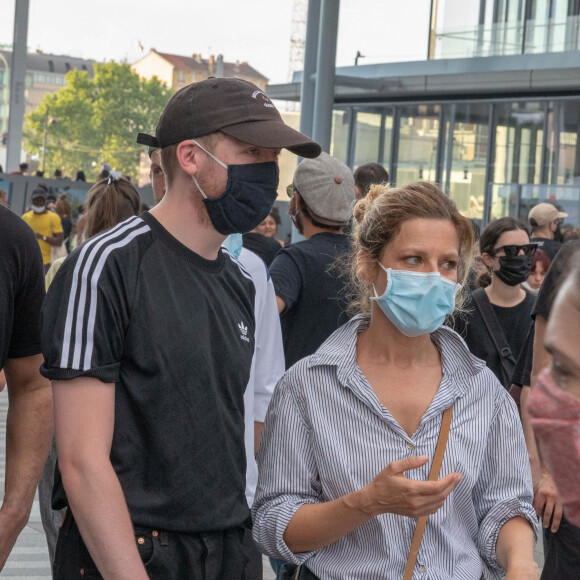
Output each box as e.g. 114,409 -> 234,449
356,455 -> 462,518
284,455 -> 461,554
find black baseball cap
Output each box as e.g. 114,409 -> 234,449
137,77 -> 321,159
31,186 -> 48,200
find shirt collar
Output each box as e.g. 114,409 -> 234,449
308,314 -> 485,383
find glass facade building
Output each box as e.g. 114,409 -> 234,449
431,0 -> 580,59
328,96 -> 580,227
270,0 -> 580,228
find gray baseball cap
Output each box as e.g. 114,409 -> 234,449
292,152 -> 355,226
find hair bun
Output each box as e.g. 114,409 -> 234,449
352,183 -> 389,224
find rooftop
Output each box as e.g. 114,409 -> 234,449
139,49 -> 268,81
0,49 -> 94,77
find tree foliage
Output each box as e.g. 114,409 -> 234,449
24,62 -> 172,180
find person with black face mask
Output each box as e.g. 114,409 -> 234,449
451,217 -> 536,390
41,77 -> 321,580
529,202 -> 568,261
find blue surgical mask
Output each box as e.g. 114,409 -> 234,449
191,140 -> 279,235
370,264 -> 461,337
223,233 -> 244,258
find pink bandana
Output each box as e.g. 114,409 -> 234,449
526,368 -> 580,527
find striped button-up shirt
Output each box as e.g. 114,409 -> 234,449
253,315 -> 536,579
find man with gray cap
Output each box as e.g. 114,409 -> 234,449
271,152 -> 355,370
529,202 -> 568,261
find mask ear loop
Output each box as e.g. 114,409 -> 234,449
190,139 -> 228,200
370,263 -> 390,301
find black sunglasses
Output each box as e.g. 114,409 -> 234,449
492,243 -> 538,258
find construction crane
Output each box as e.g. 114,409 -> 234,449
287,0 -> 307,111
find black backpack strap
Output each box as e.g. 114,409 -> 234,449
471,288 -> 516,388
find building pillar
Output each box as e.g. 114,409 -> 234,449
311,0 -> 340,152
299,0 -> 321,139
6,0 -> 29,173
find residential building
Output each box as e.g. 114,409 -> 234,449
0,49 -> 94,137
268,0 -> 580,227
131,49 -> 268,91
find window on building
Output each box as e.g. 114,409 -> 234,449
396,105 -> 441,183
178,70 -> 185,83
440,102 -> 490,222
48,60 -> 55,72
490,101 -> 545,219
545,99 -> 580,185
330,109 -> 351,164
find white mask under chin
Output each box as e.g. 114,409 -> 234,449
32,205 -> 46,213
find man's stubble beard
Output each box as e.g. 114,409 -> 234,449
289,196 -> 304,236
190,159 -> 228,229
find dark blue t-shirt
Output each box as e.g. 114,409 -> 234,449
270,232 -> 350,369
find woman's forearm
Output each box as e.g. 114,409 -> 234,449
283,456 -> 461,553
283,491 -> 372,553
496,516 -> 536,574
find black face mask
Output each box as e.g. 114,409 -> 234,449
190,140 -> 279,236
200,162 -> 279,235
494,255 -> 533,286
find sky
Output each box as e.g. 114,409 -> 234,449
0,0 -> 431,84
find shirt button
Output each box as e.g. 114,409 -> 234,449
152,530 -> 159,537
418,565 -> 426,573
406,442 -> 415,450
137,537 -> 145,544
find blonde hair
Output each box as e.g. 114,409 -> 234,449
348,181 -> 474,314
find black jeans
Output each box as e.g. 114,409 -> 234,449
54,510 -> 249,579
541,513 -> 580,580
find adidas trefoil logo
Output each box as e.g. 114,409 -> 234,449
238,321 -> 250,342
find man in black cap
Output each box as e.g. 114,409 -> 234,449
41,78 -> 319,579
271,152 -> 355,370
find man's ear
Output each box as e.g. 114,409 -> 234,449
176,141 -> 201,176
357,250 -> 377,286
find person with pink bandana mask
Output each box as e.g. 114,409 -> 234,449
526,248 -> 580,527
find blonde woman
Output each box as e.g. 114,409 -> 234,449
253,182 -> 537,579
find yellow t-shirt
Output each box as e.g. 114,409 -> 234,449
22,210 -> 63,265
45,257 -> 66,291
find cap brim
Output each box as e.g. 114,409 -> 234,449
220,121 -> 321,159
556,211 -> 569,219
137,133 -> 160,148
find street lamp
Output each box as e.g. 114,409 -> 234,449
41,108 -> 57,175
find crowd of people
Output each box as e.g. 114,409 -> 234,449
1,76 -> 580,580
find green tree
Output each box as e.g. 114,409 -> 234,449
24,62 -> 172,180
